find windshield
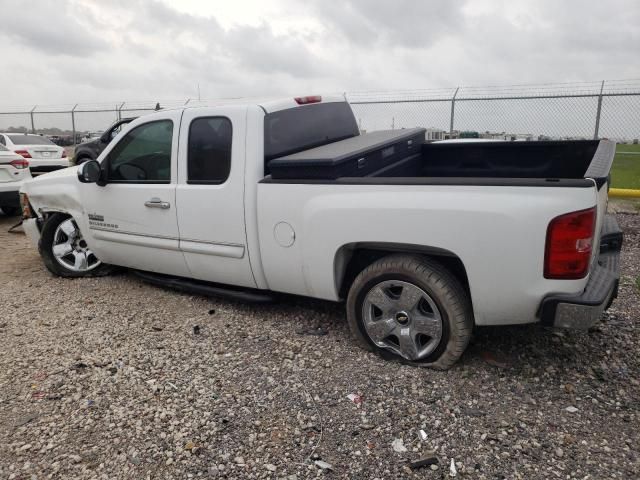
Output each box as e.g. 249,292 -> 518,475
264,102 -> 359,166
7,134 -> 55,146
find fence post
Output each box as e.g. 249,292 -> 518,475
30,106 -> 37,133
593,80 -> 605,140
449,87 -> 460,135
71,104 -> 78,146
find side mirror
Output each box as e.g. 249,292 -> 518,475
99,132 -> 110,143
77,160 -> 102,184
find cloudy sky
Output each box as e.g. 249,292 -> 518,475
0,0 -> 639,107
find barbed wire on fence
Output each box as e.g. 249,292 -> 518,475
0,79 -> 639,144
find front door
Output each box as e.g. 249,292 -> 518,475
175,106 -> 256,287
81,111 -> 191,277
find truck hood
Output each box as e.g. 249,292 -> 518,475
24,165 -> 78,187
20,166 -> 84,216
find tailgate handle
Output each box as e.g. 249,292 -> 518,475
144,198 -> 170,209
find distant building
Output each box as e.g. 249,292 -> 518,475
425,128 -> 446,141
480,131 -> 534,141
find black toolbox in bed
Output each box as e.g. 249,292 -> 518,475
268,128 -> 426,180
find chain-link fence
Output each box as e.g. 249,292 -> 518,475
0,80 -> 639,145
347,80 -> 640,142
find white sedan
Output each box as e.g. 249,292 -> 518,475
0,144 -> 32,216
0,133 -> 68,174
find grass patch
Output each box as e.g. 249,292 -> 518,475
611,143 -> 640,189
636,276 -> 640,292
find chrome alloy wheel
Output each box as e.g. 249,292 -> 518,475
52,218 -> 101,272
362,280 -> 443,361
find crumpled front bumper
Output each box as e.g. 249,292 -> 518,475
539,215 -> 623,329
23,218 -> 42,249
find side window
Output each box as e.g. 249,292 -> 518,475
107,120 -> 173,183
0,135 -> 5,145
188,117 -> 232,184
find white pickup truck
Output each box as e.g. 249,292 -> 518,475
19,96 -> 622,369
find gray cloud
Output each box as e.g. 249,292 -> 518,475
224,23 -> 323,78
0,0 -> 638,114
0,1 -> 107,57
307,0 -> 468,48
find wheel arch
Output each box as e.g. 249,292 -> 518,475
334,242 -> 472,305
73,154 -> 91,165
39,208 -> 73,222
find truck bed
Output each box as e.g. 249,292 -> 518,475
380,140 -> 600,179
266,138 -> 614,187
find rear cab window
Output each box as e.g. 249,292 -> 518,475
263,102 -> 359,173
187,117 -> 232,184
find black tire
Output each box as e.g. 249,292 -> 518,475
1,206 -> 20,217
346,254 -> 473,370
39,213 -> 115,278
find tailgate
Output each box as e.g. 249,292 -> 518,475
584,140 -> 616,267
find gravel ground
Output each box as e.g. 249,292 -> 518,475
0,212 -> 638,480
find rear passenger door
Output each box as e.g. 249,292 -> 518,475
176,106 -> 256,288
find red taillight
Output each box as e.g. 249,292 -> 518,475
15,149 -> 31,158
10,159 -> 29,169
544,207 -> 596,279
294,95 -> 322,105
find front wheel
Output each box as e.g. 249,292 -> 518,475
346,254 -> 473,370
39,213 -> 115,277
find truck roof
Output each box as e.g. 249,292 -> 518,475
172,94 -> 347,114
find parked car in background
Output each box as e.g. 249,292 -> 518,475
0,144 -> 31,216
0,133 -> 68,174
19,96 -> 621,369
72,118 -> 136,165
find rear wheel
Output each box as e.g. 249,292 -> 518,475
39,213 -> 114,277
1,206 -> 20,217
346,254 -> 473,370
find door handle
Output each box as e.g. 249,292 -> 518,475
144,197 -> 170,209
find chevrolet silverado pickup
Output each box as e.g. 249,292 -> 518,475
19,96 -> 622,369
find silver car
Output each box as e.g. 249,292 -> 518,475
0,133 -> 69,175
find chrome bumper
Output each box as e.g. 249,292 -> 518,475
539,215 -> 622,329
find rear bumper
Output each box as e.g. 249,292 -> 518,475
0,180 -> 24,207
27,159 -> 69,174
539,215 -> 622,329
30,165 -> 68,174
